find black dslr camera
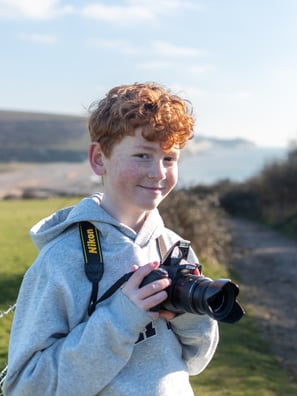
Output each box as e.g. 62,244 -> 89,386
140,240 -> 244,323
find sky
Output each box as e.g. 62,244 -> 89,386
0,0 -> 296,148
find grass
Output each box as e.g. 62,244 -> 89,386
0,198 -> 80,369
193,315 -> 297,395
1,198 -> 297,395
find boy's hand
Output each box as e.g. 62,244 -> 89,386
121,261 -> 176,320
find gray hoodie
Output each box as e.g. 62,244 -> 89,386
3,193 -> 219,396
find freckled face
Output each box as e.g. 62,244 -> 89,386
98,128 -> 180,226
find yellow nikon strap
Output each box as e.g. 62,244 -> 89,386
79,221 -> 167,316
79,221 -> 104,316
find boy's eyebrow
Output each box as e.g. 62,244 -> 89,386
134,143 -> 180,154
133,143 -> 158,151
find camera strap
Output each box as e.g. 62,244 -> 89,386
79,221 -> 167,316
156,234 -> 168,262
79,221 -> 104,316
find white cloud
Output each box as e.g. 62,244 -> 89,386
152,41 -> 206,57
88,38 -> 206,61
0,0 -> 73,19
137,60 -> 173,70
135,41 -> 211,73
136,60 -> 215,76
82,3 -> 155,24
18,33 -> 56,44
0,0 -> 201,22
82,0 -> 201,25
170,84 -> 207,100
89,39 -> 139,55
127,0 -> 202,13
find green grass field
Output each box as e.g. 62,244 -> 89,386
1,198 -> 297,395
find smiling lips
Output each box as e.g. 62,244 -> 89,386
140,185 -> 164,192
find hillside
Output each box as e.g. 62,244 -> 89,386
0,110 -> 89,162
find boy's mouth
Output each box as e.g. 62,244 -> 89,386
139,185 -> 164,192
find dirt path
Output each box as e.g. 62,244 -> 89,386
228,218 -> 297,377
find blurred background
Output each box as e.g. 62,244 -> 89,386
1,2 -> 297,393
1,0 -> 297,192
1,0 -> 296,152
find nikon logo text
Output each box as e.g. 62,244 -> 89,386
86,228 -> 98,254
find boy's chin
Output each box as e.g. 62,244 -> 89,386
137,201 -> 161,213
137,191 -> 171,211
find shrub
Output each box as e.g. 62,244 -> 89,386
216,144 -> 297,236
159,189 -> 231,264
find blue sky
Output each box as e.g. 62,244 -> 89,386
0,0 -> 296,147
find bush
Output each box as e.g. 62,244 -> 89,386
216,144 -> 297,236
219,186 -> 262,219
159,189 -> 231,264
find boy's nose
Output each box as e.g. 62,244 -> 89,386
148,160 -> 166,180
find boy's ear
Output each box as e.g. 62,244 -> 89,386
89,142 -> 106,176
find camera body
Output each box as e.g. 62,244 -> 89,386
140,240 -> 244,324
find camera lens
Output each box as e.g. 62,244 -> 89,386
208,290 -> 225,313
164,275 -> 244,323
191,278 -> 243,323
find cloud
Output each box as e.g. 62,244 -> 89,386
18,33 -> 57,44
136,41 -> 210,72
82,0 -> 201,25
89,38 -> 206,61
0,0 -> 201,22
89,39 -> 139,55
82,3 -> 155,24
137,60 -> 173,70
152,41 -> 206,57
127,0 -> 202,13
0,0 -> 73,19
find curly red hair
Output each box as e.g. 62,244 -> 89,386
88,82 -> 194,156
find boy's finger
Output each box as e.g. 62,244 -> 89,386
136,278 -> 171,300
125,261 -> 159,288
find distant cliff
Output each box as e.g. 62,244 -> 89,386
0,110 -> 254,163
183,135 -> 255,155
0,110 -> 88,162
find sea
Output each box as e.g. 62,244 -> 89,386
177,145 -> 287,187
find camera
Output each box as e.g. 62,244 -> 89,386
140,240 -> 244,323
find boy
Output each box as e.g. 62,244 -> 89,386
3,82 -> 219,395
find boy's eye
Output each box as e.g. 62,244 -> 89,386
164,154 -> 179,162
134,153 -> 149,159
133,152 -> 179,162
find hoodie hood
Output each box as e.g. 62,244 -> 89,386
30,193 -> 165,251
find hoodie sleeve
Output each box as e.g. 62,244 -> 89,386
169,313 -> 219,375
3,239 -> 151,396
